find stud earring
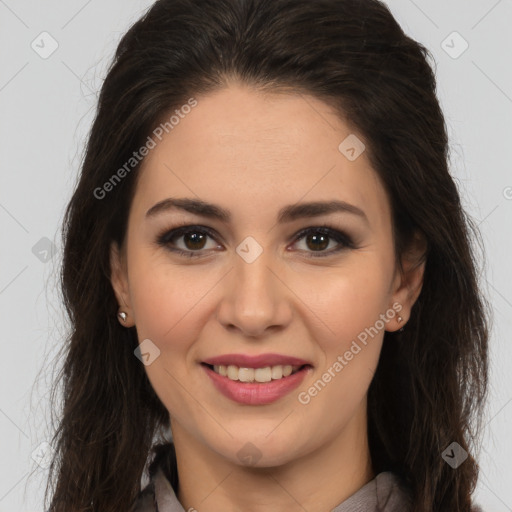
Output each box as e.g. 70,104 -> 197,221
397,315 -> 405,332
118,310 -> 127,323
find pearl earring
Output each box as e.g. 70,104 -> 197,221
397,315 -> 405,332
118,311 -> 127,323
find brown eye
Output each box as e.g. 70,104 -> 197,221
182,231 -> 208,250
291,226 -> 354,257
157,225 -> 220,257
157,224 -> 355,259
304,232 -> 330,252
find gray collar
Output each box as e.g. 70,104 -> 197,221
137,466 -> 413,512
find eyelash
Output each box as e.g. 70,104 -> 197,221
156,223 -> 356,259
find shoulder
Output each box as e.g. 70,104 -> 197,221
374,472 -> 485,512
330,471 -> 412,511
374,473 -> 485,512
375,471 -> 413,511
131,480 -> 157,512
132,442 -> 178,511
132,465 -> 185,512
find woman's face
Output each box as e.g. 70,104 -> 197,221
111,83 -> 424,468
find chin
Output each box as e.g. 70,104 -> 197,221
209,431 -> 307,469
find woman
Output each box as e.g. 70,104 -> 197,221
45,0 -> 489,510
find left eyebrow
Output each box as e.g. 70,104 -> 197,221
145,197 -> 369,226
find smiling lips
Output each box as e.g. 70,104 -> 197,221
201,353 -> 313,405
211,363 -> 300,383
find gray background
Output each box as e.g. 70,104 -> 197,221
0,0 -> 511,510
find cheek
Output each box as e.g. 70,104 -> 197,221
290,259 -> 392,351
128,247 -> 392,360
126,255 -> 222,418
291,264 -> 390,429
128,258 -> 217,346
290,260 -> 390,413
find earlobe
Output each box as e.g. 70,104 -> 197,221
388,230 -> 428,332
109,241 -> 135,326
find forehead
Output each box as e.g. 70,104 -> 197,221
131,84 -> 391,230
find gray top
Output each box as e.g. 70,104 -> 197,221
133,468 -> 482,512
134,466 -> 413,511
133,461 -> 484,512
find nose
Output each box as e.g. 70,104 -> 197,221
215,249 -> 293,338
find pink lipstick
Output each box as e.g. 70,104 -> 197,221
201,353 -> 313,405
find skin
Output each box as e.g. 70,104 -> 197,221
110,81 -> 426,512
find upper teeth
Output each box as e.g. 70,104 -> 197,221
213,364 -> 300,383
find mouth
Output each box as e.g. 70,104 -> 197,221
200,357 -> 313,405
201,362 -> 311,383
202,363 -> 310,383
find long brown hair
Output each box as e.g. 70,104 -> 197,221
45,0 -> 490,510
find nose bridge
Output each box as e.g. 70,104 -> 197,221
216,240 -> 291,336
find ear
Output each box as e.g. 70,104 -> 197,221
386,230 -> 427,332
110,241 -> 135,327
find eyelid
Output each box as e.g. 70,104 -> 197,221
155,223 -> 356,258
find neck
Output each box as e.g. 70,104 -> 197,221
171,404 -> 375,512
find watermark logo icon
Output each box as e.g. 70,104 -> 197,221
338,134 -> 366,161
134,339 -> 161,366
236,236 -> 263,263
441,32 -> 469,59
237,442 -> 263,466
32,237 -> 57,263
31,441 -> 54,469
31,32 -> 59,59
441,441 -> 468,468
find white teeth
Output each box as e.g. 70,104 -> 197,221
255,367 -> 271,382
227,365 -> 238,380
271,366 -> 283,379
239,367 -> 254,382
212,364 -> 300,382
